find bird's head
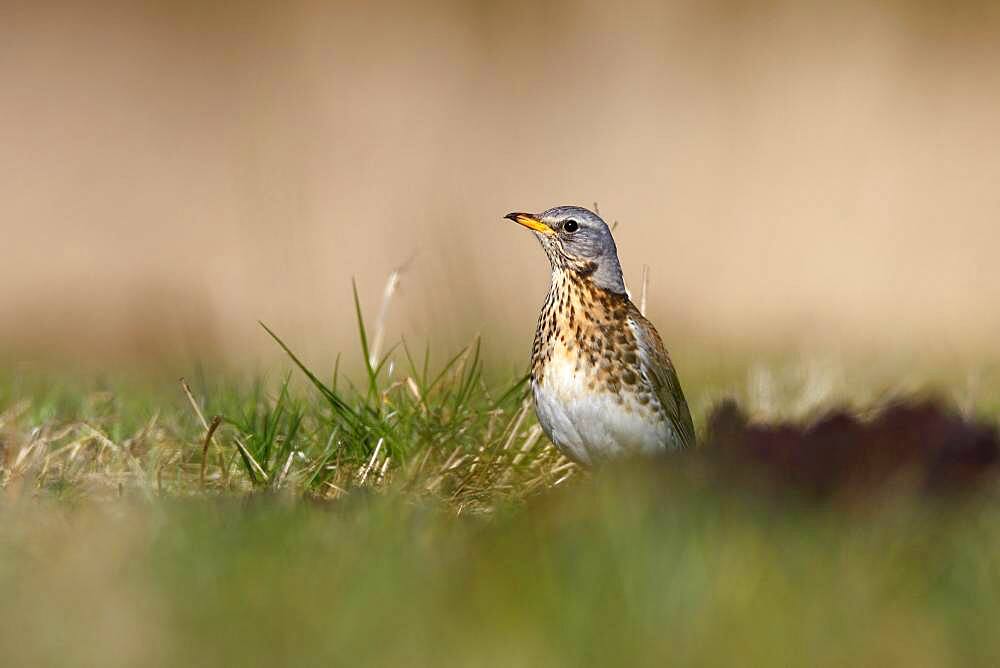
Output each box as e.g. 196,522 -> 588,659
505,205 -> 626,294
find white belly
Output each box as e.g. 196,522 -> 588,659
532,355 -> 674,466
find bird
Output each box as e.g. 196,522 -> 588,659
505,205 -> 695,466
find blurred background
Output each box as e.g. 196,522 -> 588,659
4,0 -> 1000,372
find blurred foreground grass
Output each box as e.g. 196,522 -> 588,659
2,297 -> 1000,665
1,472 -> 999,666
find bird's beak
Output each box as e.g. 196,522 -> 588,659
504,212 -> 554,235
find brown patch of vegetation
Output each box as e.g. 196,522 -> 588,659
702,399 -> 1000,499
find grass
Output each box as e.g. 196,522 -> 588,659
1,472 -> 999,666
2,280 -> 1000,665
1,281 -> 568,507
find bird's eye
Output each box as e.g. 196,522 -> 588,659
563,220 -> 579,233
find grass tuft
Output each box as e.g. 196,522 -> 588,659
0,281 -> 572,508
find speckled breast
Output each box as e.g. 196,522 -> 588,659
529,270 -> 673,465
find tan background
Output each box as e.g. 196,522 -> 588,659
3,0 -> 999,370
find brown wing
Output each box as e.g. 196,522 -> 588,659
627,309 -> 697,449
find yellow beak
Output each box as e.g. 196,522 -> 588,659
504,212 -> 554,235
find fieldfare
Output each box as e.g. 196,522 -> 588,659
506,205 -> 695,465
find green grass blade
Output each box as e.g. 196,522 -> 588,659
258,321 -> 361,430
352,278 -> 379,402
492,373 -> 531,410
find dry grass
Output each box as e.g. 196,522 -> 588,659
0,369 -> 581,513
0,275 -> 581,511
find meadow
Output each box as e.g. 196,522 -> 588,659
2,289 -> 1000,667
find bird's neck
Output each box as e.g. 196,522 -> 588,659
547,257 -> 627,296
552,262 -> 628,298
539,266 -> 632,338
